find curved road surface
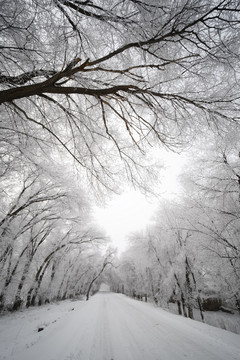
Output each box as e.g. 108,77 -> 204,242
17,292 -> 240,360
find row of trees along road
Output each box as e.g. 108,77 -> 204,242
0,1 -> 240,312
109,134 -> 240,320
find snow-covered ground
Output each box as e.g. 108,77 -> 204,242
166,302 -> 240,334
0,292 -> 240,360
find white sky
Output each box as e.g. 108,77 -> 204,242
94,150 -> 186,252
94,190 -> 157,252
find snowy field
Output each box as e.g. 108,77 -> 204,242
0,292 -> 240,360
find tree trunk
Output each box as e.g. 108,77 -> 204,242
185,258 -> 194,319
181,293 -> 188,318
197,295 -> 205,322
12,259 -> 31,311
177,300 -> 182,315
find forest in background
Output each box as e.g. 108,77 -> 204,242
0,0 -> 239,322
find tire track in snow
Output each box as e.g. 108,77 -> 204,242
89,293 -> 114,360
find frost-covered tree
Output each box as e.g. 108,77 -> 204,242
0,157 -> 107,310
179,134 -> 240,312
115,187 -> 239,321
1,0 -> 240,312
1,0 -> 239,190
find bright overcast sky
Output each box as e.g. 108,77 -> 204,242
94,150 -> 186,252
94,190 -> 157,252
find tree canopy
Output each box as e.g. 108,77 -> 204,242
1,0 -> 239,189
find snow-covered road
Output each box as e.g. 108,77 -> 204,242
1,292 -> 240,360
